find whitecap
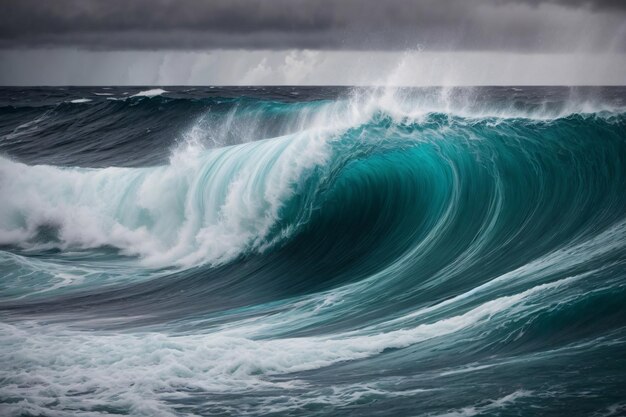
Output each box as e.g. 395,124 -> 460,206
131,88 -> 168,98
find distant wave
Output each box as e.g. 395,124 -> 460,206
131,88 -> 168,98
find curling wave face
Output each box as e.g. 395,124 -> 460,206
0,86 -> 625,416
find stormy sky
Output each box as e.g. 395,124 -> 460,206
0,0 -> 625,85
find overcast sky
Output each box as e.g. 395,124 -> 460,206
1,0 -> 625,85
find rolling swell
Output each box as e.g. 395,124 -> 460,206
1,87 -> 626,416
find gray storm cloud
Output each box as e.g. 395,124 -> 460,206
0,0 -> 625,52
1,0 -> 625,85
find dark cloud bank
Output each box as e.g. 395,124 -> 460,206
1,0 -> 625,51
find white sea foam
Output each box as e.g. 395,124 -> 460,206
431,390 -> 532,417
69,98 -> 92,103
0,115 -> 337,268
0,278 -> 558,416
131,88 -> 168,98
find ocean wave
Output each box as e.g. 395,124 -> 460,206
1,90 -> 624,271
1,86 -> 625,416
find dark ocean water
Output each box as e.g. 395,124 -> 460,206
0,86 -> 625,416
